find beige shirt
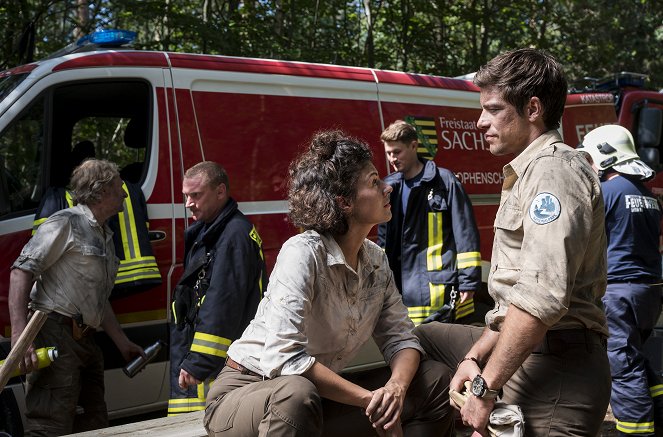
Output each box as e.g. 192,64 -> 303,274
486,131 -> 609,336
13,204 -> 118,328
227,231 -> 423,379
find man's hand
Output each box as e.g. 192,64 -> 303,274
450,358 -> 481,410
117,339 -> 145,363
459,291 -> 475,304
179,368 -> 201,389
365,379 -> 406,437
460,394 -> 494,436
11,334 -> 38,375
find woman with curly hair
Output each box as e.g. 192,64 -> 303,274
204,130 -> 452,437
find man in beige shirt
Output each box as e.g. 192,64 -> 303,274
415,48 -> 611,436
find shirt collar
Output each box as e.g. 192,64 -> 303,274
319,232 -> 375,277
75,203 -> 113,237
76,204 -> 100,227
505,130 -> 562,178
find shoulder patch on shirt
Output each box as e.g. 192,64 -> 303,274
529,192 -> 561,225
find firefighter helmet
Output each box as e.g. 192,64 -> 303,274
578,124 -> 639,170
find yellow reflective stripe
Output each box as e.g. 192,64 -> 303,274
32,191 -> 75,234
118,183 -> 142,261
407,307 -> 430,326
171,301 -> 178,324
195,332 -> 232,345
116,265 -> 160,275
616,419 -> 655,434
167,380 -> 211,415
249,226 -> 262,247
407,283 -> 445,326
118,255 -> 159,266
651,384 -> 663,398
457,251 -> 481,269
115,257 -> 160,281
65,191 -> 74,207
249,226 -> 266,296
168,398 -> 205,405
429,283 -> 445,308
455,298 -> 475,319
32,217 -> 48,234
426,212 -> 443,271
167,398 -> 206,415
191,332 -> 232,357
114,269 -> 161,284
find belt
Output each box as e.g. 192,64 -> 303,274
532,329 -> 606,355
225,357 -> 265,379
47,312 -> 94,337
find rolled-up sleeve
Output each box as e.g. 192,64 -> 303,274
260,240 -> 316,377
372,255 -> 424,363
13,216 -> 71,276
509,156 -> 595,326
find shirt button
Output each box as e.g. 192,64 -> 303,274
336,356 -> 342,361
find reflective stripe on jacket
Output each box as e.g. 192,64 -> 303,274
377,159 -> 481,324
32,182 -> 161,294
168,198 -> 266,412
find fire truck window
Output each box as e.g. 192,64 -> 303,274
52,80 -> 151,186
72,117 -> 145,172
0,97 -> 45,218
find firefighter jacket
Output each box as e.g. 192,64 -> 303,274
168,197 -> 266,415
32,182 -> 161,295
377,159 -> 481,325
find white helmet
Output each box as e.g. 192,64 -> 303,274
579,124 -> 655,180
579,125 -> 638,170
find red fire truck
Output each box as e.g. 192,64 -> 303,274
0,30 -> 661,434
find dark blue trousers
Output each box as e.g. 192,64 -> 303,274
604,282 -> 663,436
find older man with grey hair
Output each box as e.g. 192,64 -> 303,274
9,159 -> 144,436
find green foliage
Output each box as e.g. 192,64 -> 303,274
0,0 -> 661,87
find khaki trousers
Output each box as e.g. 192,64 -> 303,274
415,322 -> 611,437
204,358 -> 453,436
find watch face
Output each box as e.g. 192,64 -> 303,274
471,375 -> 485,397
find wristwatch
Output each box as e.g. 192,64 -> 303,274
470,374 -> 500,399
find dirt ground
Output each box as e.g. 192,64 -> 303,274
455,406 -> 617,436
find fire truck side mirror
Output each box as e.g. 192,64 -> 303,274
637,107 -> 662,171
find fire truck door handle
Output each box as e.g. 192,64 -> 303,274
148,231 -> 166,242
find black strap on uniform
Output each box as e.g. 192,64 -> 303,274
192,250 -> 214,309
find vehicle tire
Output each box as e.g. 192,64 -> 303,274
0,389 -> 23,437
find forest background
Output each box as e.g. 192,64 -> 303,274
1,0 -> 662,90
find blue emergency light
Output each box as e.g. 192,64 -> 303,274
45,29 -> 137,59
76,29 -> 137,47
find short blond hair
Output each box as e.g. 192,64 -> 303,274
184,161 -> 229,191
380,120 -> 419,144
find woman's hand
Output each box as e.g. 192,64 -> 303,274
365,380 -> 406,435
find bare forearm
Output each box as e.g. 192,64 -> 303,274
8,269 -> 34,340
387,348 -> 419,389
481,305 -> 548,390
302,361 -> 372,408
101,304 -> 128,346
464,326 -> 499,364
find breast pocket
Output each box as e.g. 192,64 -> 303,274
80,244 -> 106,258
493,201 -> 523,269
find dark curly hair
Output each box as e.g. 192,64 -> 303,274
288,130 -> 372,235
